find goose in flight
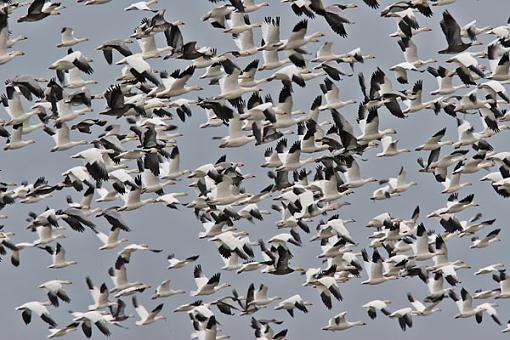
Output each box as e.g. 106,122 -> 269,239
362,300 -> 392,319
450,288 -> 502,325
40,242 -> 77,268
15,301 -> 56,328
191,264 -> 231,296
95,226 -> 128,250
474,263 -> 505,276
376,135 -> 411,157
322,311 -> 366,331
132,296 -> 166,325
57,27 -> 88,48
361,248 -> 398,284
415,128 -> 453,151
72,311 -> 112,338
0,9 -> 24,65
167,253 -> 199,269
470,228 -> 501,249
47,322 -> 79,338
124,0 -> 158,11
152,280 -> 185,299
17,0 -> 63,23
407,293 -> 441,316
274,294 -> 312,317
439,11 -> 482,54
39,279 -> 72,307
389,308 -> 413,331
86,277 -> 113,310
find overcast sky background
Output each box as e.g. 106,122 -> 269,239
2,0 -> 510,339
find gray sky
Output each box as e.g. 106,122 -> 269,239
2,0 -> 510,339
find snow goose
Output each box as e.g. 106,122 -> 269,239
0,10 -> 24,64
398,36 -> 436,69
470,228 -> 501,249
249,284 -> 281,307
492,270 -> 510,299
3,124 -> 35,150
376,135 -> 410,157
201,4 -> 232,28
305,273 -> 343,309
218,112 -> 255,148
39,279 -> 72,307
86,277 -> 113,310
441,162 -> 472,193
15,301 -> 56,328
124,0 -> 157,11
478,80 -> 510,103
389,61 -> 421,84
384,166 -> 417,194
153,192 -> 187,209
116,54 -> 160,86
71,148 -> 114,181
318,78 -> 356,110
136,32 -> 173,59
2,89 -> 41,127
357,107 -> 397,144
191,264 -> 231,296
6,33 -> 28,49
224,12 -> 261,34
155,67 -> 201,98
362,300 -> 392,319
47,322 -> 79,338
132,296 -> 166,325
95,225 -> 128,250
274,294 -> 311,317
322,311 -> 365,331
427,193 -> 478,217
242,0 -> 269,12
389,308 -> 413,331
341,157 -> 377,188
403,80 -> 439,113
361,248 -> 397,284
118,243 -> 162,262
72,311 -> 111,338
415,128 -> 452,151
40,242 -> 77,268
259,16 -> 282,51
450,288 -> 502,325
118,176 -> 157,211
167,253 -> 199,269
57,27 -> 88,48
276,141 -> 315,171
409,223 -> 436,261
214,59 -> 261,102
32,225 -> 65,246
44,122 -> 87,152
390,20 -> 432,38
407,293 -> 441,316
461,19 -> 491,41
210,230 -> 255,260
63,67 -> 97,88
278,20 -> 325,52
152,280 -> 185,299
50,49 -> 93,79
474,263 -> 505,276
428,66 -> 466,95
108,256 -> 143,292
